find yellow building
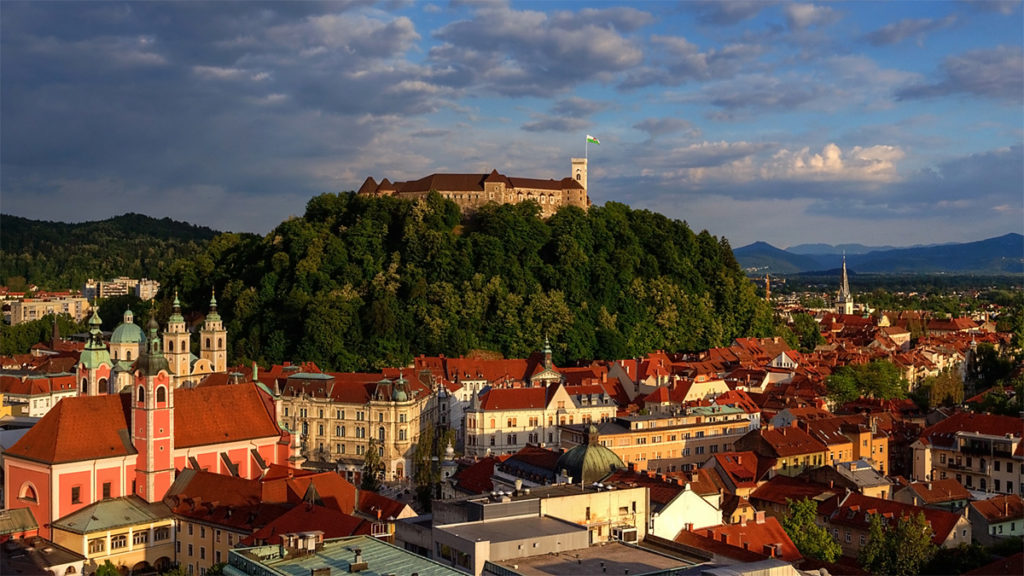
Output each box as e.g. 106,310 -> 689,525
49,496 -> 175,575
560,405 -> 757,472
278,371 -> 438,482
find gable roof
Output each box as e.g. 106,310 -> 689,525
970,494 -> 1024,523
6,383 -> 282,465
241,503 -> 370,546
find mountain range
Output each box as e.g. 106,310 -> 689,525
733,233 -> 1023,275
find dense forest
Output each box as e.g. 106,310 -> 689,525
153,193 -> 775,370
0,213 -> 218,290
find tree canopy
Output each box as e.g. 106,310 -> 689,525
158,193 -> 774,371
826,360 -> 907,406
781,497 -> 841,563
858,511 -> 937,576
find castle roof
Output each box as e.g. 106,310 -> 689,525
369,170 -> 587,196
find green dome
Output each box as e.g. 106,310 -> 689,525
111,309 -> 145,344
556,426 -> 625,485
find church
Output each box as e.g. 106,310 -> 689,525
357,158 -> 591,217
3,295 -> 296,540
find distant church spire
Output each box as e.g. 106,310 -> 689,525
837,253 -> 854,315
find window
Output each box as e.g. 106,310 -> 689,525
188,544 -> 193,557
399,413 -> 407,423
89,539 -> 105,554
138,386 -> 146,403
318,424 -> 324,435
155,527 -> 170,541
102,482 -> 111,499
378,427 -> 385,442
284,407 -> 289,417
995,461 -> 1001,472
157,386 -> 166,403
336,425 -> 342,437
399,429 -> 407,441
940,453 -> 946,464
379,413 -> 384,422
490,436 -> 495,446
71,486 -> 81,505
200,547 -> 206,560
111,534 -> 127,550
201,526 -> 206,538
188,523 -> 194,536
134,531 -> 148,546
319,409 -> 324,419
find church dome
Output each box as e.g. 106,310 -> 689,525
555,424 -> 625,485
111,309 -> 145,344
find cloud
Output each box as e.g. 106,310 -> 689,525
521,116 -> 590,133
633,117 -> 699,139
761,143 -> 904,182
784,3 -> 840,30
896,45 -> 1024,102
862,15 -> 957,46
960,0 -> 1021,15
551,97 -> 611,117
619,37 -> 765,89
429,4 -> 645,96
687,1 -> 775,26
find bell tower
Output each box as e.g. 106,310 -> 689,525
163,291 -> 191,385
200,289 -> 227,373
133,318 -> 175,503
77,309 -> 112,396
571,157 -> 588,191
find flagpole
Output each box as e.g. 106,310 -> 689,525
585,136 -> 588,160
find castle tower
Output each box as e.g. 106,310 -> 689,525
837,255 -> 854,315
200,289 -> 227,373
133,318 -> 175,503
77,309 -> 112,395
163,291 -> 192,385
571,157 -> 588,191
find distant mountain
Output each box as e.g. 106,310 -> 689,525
786,242 -> 901,255
735,233 -> 1023,275
732,242 -> 827,274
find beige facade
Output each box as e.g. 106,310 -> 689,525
278,374 -> 438,482
9,296 -> 90,325
176,518 -> 248,575
561,406 -> 757,473
463,384 -> 617,457
49,502 -> 175,575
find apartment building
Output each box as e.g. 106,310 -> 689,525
911,412 -> 1023,496
559,405 -> 757,472
8,296 -> 90,325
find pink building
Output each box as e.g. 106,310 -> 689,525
3,318 -> 293,539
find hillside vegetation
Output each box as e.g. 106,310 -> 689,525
160,193 -> 774,370
0,213 -> 218,290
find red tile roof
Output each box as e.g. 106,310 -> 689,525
828,493 -> 961,546
918,411 -> 1023,449
904,479 -> 970,504
6,383 -> 282,464
970,494 -> 1024,523
478,387 -> 549,410
241,503 -> 370,545
676,516 -> 801,562
602,469 -> 685,507
356,490 -> 412,521
453,457 -> 497,494
260,472 -> 357,514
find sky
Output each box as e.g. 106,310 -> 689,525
1,1 -> 1022,249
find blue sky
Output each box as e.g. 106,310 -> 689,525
2,1 -> 1021,248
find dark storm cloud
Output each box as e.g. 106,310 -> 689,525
896,45 -> 1024,102
429,3 -> 645,96
0,2 -> 448,231
862,15 -> 957,46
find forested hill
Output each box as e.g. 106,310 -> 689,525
0,213 -> 219,290
161,192 -> 774,371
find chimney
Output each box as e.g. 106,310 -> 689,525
755,510 -> 766,524
253,362 -> 259,381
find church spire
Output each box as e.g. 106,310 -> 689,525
837,253 -> 854,315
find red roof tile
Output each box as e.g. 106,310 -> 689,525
970,494 -> 1024,522
241,504 -> 370,545
5,394 -> 133,464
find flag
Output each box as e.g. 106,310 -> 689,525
586,134 -> 600,145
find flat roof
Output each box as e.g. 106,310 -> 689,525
436,515 -> 585,544
493,541 -> 696,576
231,535 -> 461,576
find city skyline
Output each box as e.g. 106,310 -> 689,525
2,1 -> 1021,248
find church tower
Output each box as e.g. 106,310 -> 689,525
837,255 -> 854,315
163,291 -> 192,385
133,318 -> 175,503
200,289 -> 227,373
77,309 -> 112,396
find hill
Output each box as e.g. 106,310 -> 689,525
158,193 -> 774,371
735,233 -> 1023,275
0,212 -> 220,290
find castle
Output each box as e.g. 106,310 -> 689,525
357,158 -> 591,217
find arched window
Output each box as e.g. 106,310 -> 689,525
156,386 -> 166,403
19,482 -> 38,503
81,379 -> 88,395
138,387 -> 146,403
576,173 -> 581,181
218,338 -> 223,348
168,340 -> 174,352
126,350 -> 132,361
206,338 -> 211,348
99,378 -> 108,394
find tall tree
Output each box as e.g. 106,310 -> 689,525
360,439 -> 384,492
782,497 -> 841,563
859,512 -> 937,576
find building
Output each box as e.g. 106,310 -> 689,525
837,255 -> 854,315
8,296 -> 90,325
0,373 -> 77,418
560,405 -> 757,473
224,533 -> 462,576
83,277 -> 160,302
358,158 -> 590,217
911,411 -> 1023,495
3,317 -> 294,539
277,369 -> 437,483
732,423 -> 829,478
968,494 -> 1024,545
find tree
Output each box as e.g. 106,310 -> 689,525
859,511 -> 937,576
95,560 -> 120,576
791,312 -> 824,352
826,360 -> 907,406
360,439 -> 384,492
781,497 -> 841,563
413,425 -> 456,511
